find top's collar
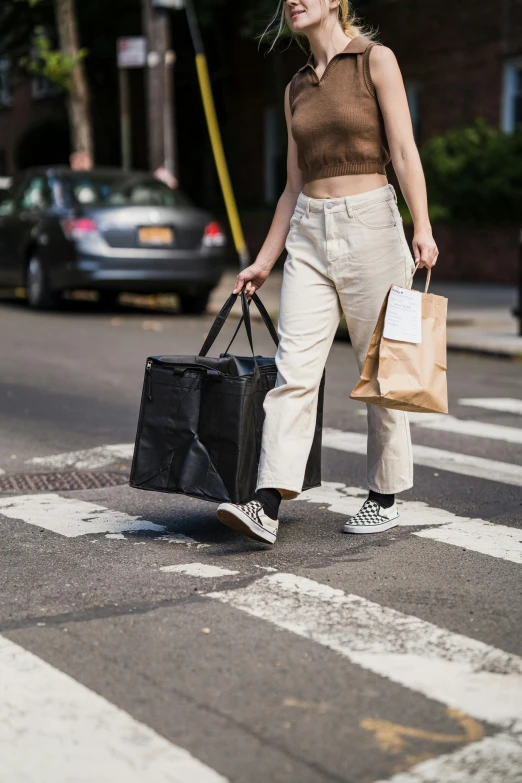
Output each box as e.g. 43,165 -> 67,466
297,35 -> 371,72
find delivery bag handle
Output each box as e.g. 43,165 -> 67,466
199,290 -> 255,357
222,293 -> 279,355
199,291 -> 278,358
410,262 -> 432,293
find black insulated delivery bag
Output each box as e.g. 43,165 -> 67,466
129,291 -> 324,504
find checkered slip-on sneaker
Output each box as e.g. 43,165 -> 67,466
216,500 -> 279,545
342,498 -> 399,534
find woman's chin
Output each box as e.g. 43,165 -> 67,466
288,15 -> 308,32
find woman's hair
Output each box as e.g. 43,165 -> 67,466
259,0 -> 377,53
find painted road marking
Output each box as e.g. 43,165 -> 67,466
372,732 -> 522,782
357,409 -> 522,445
361,709 -> 484,754
299,482 -> 522,565
323,429 -> 522,487
458,398 -> 522,416
0,494 -> 165,538
26,443 -> 134,470
412,520 -> 522,561
160,563 -> 239,577
414,415 -> 522,444
208,573 -> 522,731
0,635 -> 228,783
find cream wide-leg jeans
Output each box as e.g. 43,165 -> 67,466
256,183 -> 416,500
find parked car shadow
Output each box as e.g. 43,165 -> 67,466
0,288 -> 188,317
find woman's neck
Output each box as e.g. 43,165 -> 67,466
306,26 -> 354,71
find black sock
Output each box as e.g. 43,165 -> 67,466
368,490 -> 395,509
254,488 -> 282,520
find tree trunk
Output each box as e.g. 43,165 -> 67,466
54,0 -> 94,162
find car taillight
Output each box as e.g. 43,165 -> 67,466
61,217 -> 99,240
202,221 -> 226,247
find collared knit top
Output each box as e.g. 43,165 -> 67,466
289,36 -> 390,183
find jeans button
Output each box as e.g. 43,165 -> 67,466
327,202 -> 333,209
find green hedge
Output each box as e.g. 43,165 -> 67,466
399,118 -> 522,225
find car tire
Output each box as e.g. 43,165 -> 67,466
26,254 -> 60,309
97,291 -> 121,310
178,289 -> 211,315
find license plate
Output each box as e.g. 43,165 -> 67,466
138,226 -> 173,245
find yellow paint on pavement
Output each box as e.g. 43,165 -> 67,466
361,708 -> 485,754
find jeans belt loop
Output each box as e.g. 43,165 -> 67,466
389,183 -> 398,203
344,196 -> 353,218
306,198 -> 310,219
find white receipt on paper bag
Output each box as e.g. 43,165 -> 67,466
383,285 -> 422,343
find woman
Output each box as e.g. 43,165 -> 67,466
216,0 -> 438,545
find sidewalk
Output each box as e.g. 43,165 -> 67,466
209,270 -> 522,359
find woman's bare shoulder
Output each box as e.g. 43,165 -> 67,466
369,43 -> 398,68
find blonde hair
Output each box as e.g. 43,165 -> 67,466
259,0 -> 377,54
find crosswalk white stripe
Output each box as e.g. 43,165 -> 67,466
160,563 -> 239,577
300,483 -> 522,564
414,415 -> 522,444
208,573 -> 522,731
323,429 -> 522,487
25,444 -> 134,470
0,635 -> 228,783
0,493 -> 165,538
372,732 -> 522,783
413,520 -> 522,562
358,409 -> 522,444
458,398 -> 522,416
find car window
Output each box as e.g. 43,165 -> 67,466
0,178 -> 24,216
20,176 -> 51,212
0,193 -> 15,216
63,173 -> 193,209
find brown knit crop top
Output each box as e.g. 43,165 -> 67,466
289,36 -> 390,183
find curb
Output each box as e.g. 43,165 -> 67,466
444,342 -> 522,360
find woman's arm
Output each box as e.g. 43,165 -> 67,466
233,82 -> 304,296
370,45 -> 438,270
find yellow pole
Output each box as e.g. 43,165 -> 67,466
194,53 -> 249,266
183,0 -> 249,267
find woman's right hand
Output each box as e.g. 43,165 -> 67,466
233,262 -> 271,298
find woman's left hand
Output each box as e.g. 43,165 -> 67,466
413,230 -> 439,269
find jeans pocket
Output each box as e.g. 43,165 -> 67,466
289,209 -> 305,231
353,199 -> 396,230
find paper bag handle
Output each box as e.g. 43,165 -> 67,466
410,262 -> 431,293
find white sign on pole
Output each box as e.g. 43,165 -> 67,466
117,37 -> 147,69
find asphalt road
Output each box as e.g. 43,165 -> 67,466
1,292 -> 521,783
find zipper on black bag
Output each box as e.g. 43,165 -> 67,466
146,360 -> 213,402
146,360 -> 153,401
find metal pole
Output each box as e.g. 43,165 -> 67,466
119,68 -> 132,171
184,0 -> 250,267
164,49 -> 177,178
142,0 -> 167,170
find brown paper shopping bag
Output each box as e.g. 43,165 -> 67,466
350,265 -> 448,414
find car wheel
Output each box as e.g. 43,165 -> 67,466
97,291 -> 121,310
178,289 -> 211,315
26,255 -> 60,309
